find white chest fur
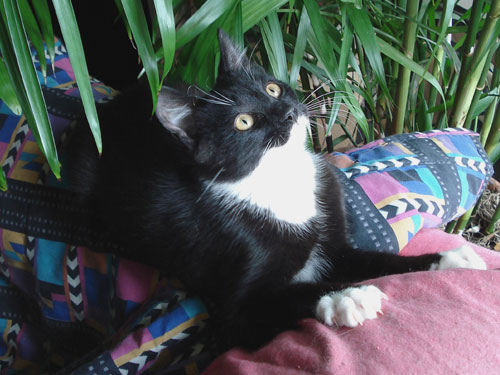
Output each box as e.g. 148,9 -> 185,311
213,116 -> 318,225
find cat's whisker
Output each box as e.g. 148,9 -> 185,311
305,92 -> 351,107
194,86 -> 233,105
195,96 -> 233,106
197,167 -> 225,204
212,89 -> 235,104
301,80 -> 333,104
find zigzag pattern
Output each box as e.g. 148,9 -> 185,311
66,246 -> 84,321
2,122 -> 30,174
0,322 -> 21,370
0,249 -> 10,279
344,156 -> 420,178
118,341 -> 168,375
26,236 -> 36,263
135,301 -> 170,329
454,156 -> 487,175
379,196 -> 444,220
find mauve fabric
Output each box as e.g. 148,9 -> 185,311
204,229 -> 500,375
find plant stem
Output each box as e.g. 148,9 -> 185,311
449,0 -> 500,128
486,202 -> 500,234
389,0 -> 419,135
463,44 -> 499,129
484,98 -> 500,156
480,51 -> 500,145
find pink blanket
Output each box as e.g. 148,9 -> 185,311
204,229 -> 500,374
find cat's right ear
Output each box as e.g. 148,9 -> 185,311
218,29 -> 249,74
156,87 -> 194,149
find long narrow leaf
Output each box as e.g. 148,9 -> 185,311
120,0 -> 159,112
153,0 -> 175,86
176,0 -> 235,48
0,58 -> 22,115
52,0 -> 102,154
242,0 -> 289,32
31,0 -> 55,70
0,168 -> 5,191
304,0 -> 371,141
233,0 -> 243,48
18,0 -> 46,78
289,5 -> 310,90
345,4 -> 391,100
260,12 -> 288,82
377,36 -> 445,102
3,0 -> 60,177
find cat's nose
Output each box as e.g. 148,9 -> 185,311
284,107 -> 298,123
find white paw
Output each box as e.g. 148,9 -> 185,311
315,285 -> 388,328
430,245 -> 487,271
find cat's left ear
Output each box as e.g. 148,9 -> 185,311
156,87 -> 194,149
218,29 -> 249,74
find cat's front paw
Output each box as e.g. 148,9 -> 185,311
430,245 -> 487,271
315,285 -> 388,328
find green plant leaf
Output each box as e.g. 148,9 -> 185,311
233,0 -> 243,48
52,0 -> 102,155
260,12 -> 288,82
0,168 -> 6,191
176,0 -> 236,48
2,0 -> 60,178
242,0 -> 289,32
345,4 -> 391,100
31,0 -> 55,70
304,0 -> 371,141
120,0 -> 159,112
289,5 -> 310,90
18,0 -> 46,78
0,58 -> 22,115
377,36 -> 445,103
113,0 -> 133,41
153,0 -> 175,86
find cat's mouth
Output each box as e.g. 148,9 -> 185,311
270,114 -> 309,149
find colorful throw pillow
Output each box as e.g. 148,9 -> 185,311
331,130 -> 494,253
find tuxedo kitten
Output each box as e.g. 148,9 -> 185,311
66,30 -> 486,351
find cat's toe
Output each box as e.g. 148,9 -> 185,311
430,245 -> 487,271
315,285 -> 388,328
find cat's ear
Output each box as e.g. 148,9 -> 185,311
156,87 -> 194,149
218,29 -> 249,74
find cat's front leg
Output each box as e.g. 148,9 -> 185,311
316,245 -> 487,328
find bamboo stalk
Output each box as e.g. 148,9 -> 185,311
484,99 -> 500,156
463,45 -> 498,129
389,0 -> 419,135
449,0 -> 500,128
486,203 -> 500,234
480,52 -> 500,145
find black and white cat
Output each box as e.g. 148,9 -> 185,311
66,30 -> 486,350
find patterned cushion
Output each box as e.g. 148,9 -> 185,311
333,129 -> 493,253
0,41 -> 211,375
0,41 -> 493,374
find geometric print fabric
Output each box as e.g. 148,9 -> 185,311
337,128 -> 493,252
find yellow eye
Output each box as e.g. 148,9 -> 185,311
266,83 -> 282,98
234,113 -> 254,131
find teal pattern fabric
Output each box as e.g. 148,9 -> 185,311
333,129 -> 493,253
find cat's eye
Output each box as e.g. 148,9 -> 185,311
234,113 -> 254,131
266,83 -> 282,98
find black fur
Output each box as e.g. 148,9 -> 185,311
65,30 -> 441,351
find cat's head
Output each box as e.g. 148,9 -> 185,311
156,30 -> 310,180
